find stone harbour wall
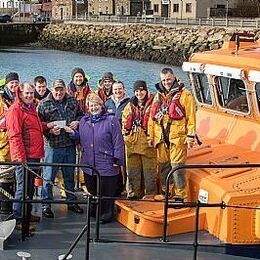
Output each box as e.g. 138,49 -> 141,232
0,23 -> 47,46
39,22 -> 260,66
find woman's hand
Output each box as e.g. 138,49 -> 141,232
69,121 -> 79,130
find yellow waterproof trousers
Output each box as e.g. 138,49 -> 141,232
157,142 -> 188,198
0,131 -> 10,162
126,151 -> 157,199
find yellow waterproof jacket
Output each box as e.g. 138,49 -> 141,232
122,99 -> 155,157
0,98 -> 10,161
147,87 -> 196,148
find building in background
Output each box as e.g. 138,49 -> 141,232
52,0 -> 74,19
88,0 -> 114,16
0,0 -> 19,15
151,0 -> 258,19
114,0 -> 129,16
88,0 -> 151,16
42,0 -> 52,17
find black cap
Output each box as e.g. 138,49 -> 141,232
71,67 -> 85,79
102,72 -> 113,81
133,80 -> 147,92
5,72 -> 19,84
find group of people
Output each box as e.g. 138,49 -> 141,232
0,66 -> 196,232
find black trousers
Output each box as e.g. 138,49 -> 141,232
85,174 -> 119,222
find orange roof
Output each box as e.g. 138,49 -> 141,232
190,43 -> 260,72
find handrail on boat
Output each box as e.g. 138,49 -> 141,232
0,161 -> 101,260
0,161 -> 260,260
163,163 -> 260,260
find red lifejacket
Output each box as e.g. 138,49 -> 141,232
69,85 -> 92,113
124,94 -> 154,134
97,88 -> 112,103
168,89 -> 186,120
150,87 -> 185,121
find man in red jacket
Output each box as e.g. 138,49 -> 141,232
6,82 -> 46,231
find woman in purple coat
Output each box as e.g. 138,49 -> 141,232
66,93 -> 124,223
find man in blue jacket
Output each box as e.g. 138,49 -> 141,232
105,81 -> 130,126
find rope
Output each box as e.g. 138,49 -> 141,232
0,166 -> 15,176
23,163 -> 77,197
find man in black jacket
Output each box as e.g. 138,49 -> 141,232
38,79 -> 84,218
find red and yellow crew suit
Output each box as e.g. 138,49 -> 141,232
97,87 -> 112,103
67,84 -> 92,113
122,95 -> 157,199
0,97 -> 10,162
148,82 -> 196,199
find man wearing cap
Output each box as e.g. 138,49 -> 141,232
122,80 -> 157,199
148,68 -> 196,202
67,67 -> 92,113
97,72 -> 115,102
38,79 -> 84,218
0,72 -> 20,107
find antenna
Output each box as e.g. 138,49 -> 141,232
230,32 -> 255,55
235,34 -> 240,55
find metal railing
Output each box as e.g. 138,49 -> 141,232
65,15 -> 260,29
0,161 -> 101,244
0,162 -> 260,260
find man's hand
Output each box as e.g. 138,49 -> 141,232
47,122 -> 56,129
147,139 -> 154,148
69,121 -> 79,130
64,126 -> 74,134
50,126 -> 61,135
185,137 -> 195,149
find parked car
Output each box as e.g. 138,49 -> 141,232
33,14 -> 50,23
0,14 -> 12,23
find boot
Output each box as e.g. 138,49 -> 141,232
142,194 -> 155,200
154,185 -> 175,201
173,187 -> 188,202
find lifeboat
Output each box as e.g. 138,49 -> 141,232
116,33 -> 260,250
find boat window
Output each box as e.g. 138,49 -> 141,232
192,73 -> 212,105
255,82 -> 260,112
215,76 -> 249,113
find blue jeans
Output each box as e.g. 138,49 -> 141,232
13,158 -> 40,221
41,145 -> 76,209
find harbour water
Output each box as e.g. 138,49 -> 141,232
0,47 -> 189,94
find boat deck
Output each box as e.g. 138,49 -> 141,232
0,199 -> 257,260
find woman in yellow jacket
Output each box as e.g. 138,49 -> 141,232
148,68 -> 196,201
122,80 -> 157,199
